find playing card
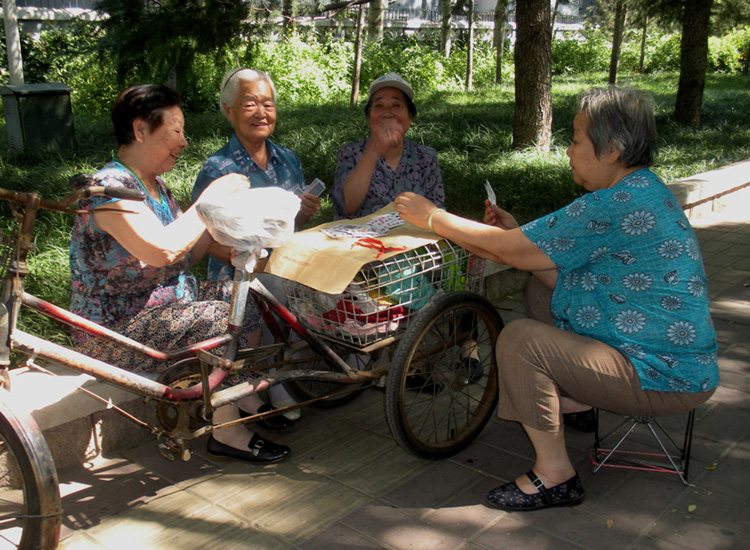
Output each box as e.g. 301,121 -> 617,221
304,178 -> 326,197
485,180 -> 497,205
367,212 -> 404,231
321,224 -> 381,239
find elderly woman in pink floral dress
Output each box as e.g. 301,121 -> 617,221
69,84 -> 290,464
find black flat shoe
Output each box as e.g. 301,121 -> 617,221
563,409 -> 597,433
460,357 -> 484,384
206,434 -> 290,464
486,470 -> 585,512
240,403 -> 294,431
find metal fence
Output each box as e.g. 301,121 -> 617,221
16,0 -> 98,8
12,2 -> 583,29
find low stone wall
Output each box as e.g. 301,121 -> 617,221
9,365 -> 158,471
669,159 -> 750,221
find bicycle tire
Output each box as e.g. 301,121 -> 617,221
385,291 -> 503,459
0,388 -> 61,549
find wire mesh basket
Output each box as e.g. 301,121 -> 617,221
283,240 -> 486,349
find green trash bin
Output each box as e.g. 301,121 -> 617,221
0,83 -> 76,153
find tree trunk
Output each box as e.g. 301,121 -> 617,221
168,65 -> 177,91
2,0 -> 24,85
351,5 -> 366,106
494,0 -> 508,84
674,0 -> 713,127
608,0 -> 627,85
639,16 -> 648,73
551,0 -> 560,38
441,0 -> 452,58
282,0 -> 296,35
512,0 -> 552,150
367,0 -> 385,43
465,0 -> 474,91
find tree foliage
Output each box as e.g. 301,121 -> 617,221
94,0 -> 253,92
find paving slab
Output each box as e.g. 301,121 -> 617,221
54,184 -> 750,550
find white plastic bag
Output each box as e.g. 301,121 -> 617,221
196,187 -> 300,271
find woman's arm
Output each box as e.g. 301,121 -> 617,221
420,146 -> 445,209
93,201 -> 211,267
340,121 -> 404,216
396,192 -> 556,272
339,143 -> 381,216
94,174 -> 249,268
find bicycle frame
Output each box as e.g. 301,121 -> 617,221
0,186 -> 378,441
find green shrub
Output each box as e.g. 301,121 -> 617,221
361,35 -> 449,96
248,32 -> 353,103
707,27 -> 750,73
644,33 -> 682,72
551,31 -> 609,74
20,21 -> 120,114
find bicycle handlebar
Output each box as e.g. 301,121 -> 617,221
0,173 -> 146,212
102,187 -> 148,201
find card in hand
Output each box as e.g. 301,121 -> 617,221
484,180 -> 497,205
304,178 -> 326,197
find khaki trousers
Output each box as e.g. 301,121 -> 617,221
495,276 -> 714,433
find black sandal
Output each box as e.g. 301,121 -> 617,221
486,470 -> 585,511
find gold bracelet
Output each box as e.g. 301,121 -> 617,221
427,208 -> 445,233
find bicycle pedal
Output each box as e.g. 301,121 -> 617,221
158,438 -> 192,462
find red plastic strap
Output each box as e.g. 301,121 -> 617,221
352,238 -> 407,258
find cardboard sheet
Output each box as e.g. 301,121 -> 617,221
265,203 -> 440,294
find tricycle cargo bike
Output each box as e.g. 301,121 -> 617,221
0,179 -> 503,548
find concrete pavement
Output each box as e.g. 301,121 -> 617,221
54,197 -> 750,550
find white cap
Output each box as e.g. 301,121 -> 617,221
368,72 -> 415,101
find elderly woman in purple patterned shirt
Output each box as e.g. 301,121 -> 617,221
331,72 -> 445,220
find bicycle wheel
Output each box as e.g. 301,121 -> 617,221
282,338 -> 368,409
0,388 -> 61,549
385,291 -> 503,459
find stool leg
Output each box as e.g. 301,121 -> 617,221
592,410 -> 695,486
592,418 -> 640,474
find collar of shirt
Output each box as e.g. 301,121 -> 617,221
229,133 -> 281,171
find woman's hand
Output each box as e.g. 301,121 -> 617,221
394,192 -> 437,229
296,192 -> 321,226
368,118 -> 404,157
483,200 -> 520,231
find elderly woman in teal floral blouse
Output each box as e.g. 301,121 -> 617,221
394,86 -> 718,512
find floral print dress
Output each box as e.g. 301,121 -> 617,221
69,162 -> 260,373
332,138 -> 444,220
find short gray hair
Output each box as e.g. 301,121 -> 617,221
219,68 -> 277,114
577,87 -> 657,168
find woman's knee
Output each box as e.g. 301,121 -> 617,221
496,318 -> 545,363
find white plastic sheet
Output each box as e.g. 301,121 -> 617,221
196,187 -> 300,272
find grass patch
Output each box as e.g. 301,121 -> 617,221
1,72 -> 749,343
